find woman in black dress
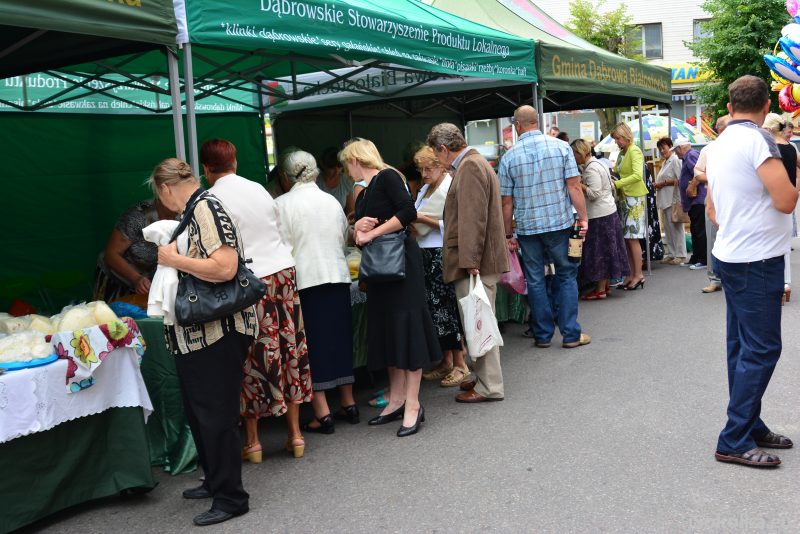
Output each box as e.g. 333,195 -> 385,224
339,139 -> 442,437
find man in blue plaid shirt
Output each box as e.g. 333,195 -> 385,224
498,105 -> 590,349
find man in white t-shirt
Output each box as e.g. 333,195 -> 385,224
706,76 -> 798,468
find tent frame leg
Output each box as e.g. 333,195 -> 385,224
183,43 -> 199,172
167,47 -> 186,161
256,79 -> 270,177
533,83 -> 544,133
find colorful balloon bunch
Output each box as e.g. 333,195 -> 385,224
764,1 -> 800,114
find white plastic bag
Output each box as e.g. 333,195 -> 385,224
458,274 -> 504,360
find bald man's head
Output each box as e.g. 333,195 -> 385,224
513,105 -> 539,133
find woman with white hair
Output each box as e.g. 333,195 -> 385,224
276,151 -> 358,434
763,113 -> 800,303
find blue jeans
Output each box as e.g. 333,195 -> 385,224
518,229 -> 581,344
716,255 -> 784,454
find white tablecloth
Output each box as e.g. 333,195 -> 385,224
0,347 -> 153,443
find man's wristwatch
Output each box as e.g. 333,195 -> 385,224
505,234 -> 513,239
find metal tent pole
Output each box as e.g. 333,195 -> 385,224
537,94 -> 545,134
183,43 -> 199,173
167,47 -> 186,161
638,98 -> 652,275
256,80 -> 270,176
347,109 -> 353,139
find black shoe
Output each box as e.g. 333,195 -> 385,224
182,485 -> 211,500
301,414 -> 335,434
193,507 -> 247,526
368,404 -> 405,425
333,404 -> 360,424
397,406 -> 425,437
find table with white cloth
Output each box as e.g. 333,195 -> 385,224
0,338 -> 156,533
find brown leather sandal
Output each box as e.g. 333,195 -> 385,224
754,431 -> 793,449
714,448 -> 781,467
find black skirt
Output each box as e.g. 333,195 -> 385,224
298,283 -> 355,391
420,247 -> 464,351
364,234 -> 442,371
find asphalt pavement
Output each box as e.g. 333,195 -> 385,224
20,248 -> 800,533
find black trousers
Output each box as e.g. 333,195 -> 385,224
688,204 -> 707,265
175,332 -> 251,514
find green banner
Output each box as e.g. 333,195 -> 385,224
183,0 -> 536,82
538,44 -> 672,104
0,0 -> 177,45
0,73 -> 256,114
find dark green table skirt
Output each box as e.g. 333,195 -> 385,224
0,407 -> 156,534
138,317 -> 198,475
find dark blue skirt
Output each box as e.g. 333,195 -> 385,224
298,283 -> 354,391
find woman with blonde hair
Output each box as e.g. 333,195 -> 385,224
763,113 -> 799,302
571,139 -> 630,299
413,146 -> 467,386
151,158 -> 256,526
340,138 -> 441,437
610,122 -> 649,290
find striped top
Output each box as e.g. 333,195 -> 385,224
165,191 -> 257,356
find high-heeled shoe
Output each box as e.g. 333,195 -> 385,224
368,404 -> 405,425
301,414 -> 335,434
397,406 -> 425,437
286,436 -> 305,458
623,278 -> 645,291
332,404 -> 360,424
241,443 -> 262,464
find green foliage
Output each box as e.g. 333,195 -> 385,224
566,0 -> 641,135
687,0 -> 788,114
566,0 -> 641,59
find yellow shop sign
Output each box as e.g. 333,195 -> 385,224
665,63 -> 709,85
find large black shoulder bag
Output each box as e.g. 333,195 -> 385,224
357,171 -> 407,283
170,192 -> 266,326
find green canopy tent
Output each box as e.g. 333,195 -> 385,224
170,0 -> 538,169
1,0 -> 539,310
0,0 -> 176,78
425,0 -> 672,111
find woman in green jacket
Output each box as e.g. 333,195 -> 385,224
611,122 -> 648,290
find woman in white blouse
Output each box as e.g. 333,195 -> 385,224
571,139 -> 630,299
653,137 -> 687,264
412,146 -> 467,387
276,151 -> 358,435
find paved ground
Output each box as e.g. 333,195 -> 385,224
21,250 -> 800,533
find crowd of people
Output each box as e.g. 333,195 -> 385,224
93,75 -> 798,526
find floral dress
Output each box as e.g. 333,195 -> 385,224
240,266 -> 313,418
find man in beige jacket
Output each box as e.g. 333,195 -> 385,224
426,123 -> 509,403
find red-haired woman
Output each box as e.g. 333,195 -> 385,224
201,139 -> 313,461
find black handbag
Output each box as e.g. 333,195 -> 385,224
170,191 -> 266,326
359,230 -> 407,282
357,171 -> 407,283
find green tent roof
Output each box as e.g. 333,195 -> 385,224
176,0 -> 537,83
0,0 -> 178,78
426,0 -> 672,108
